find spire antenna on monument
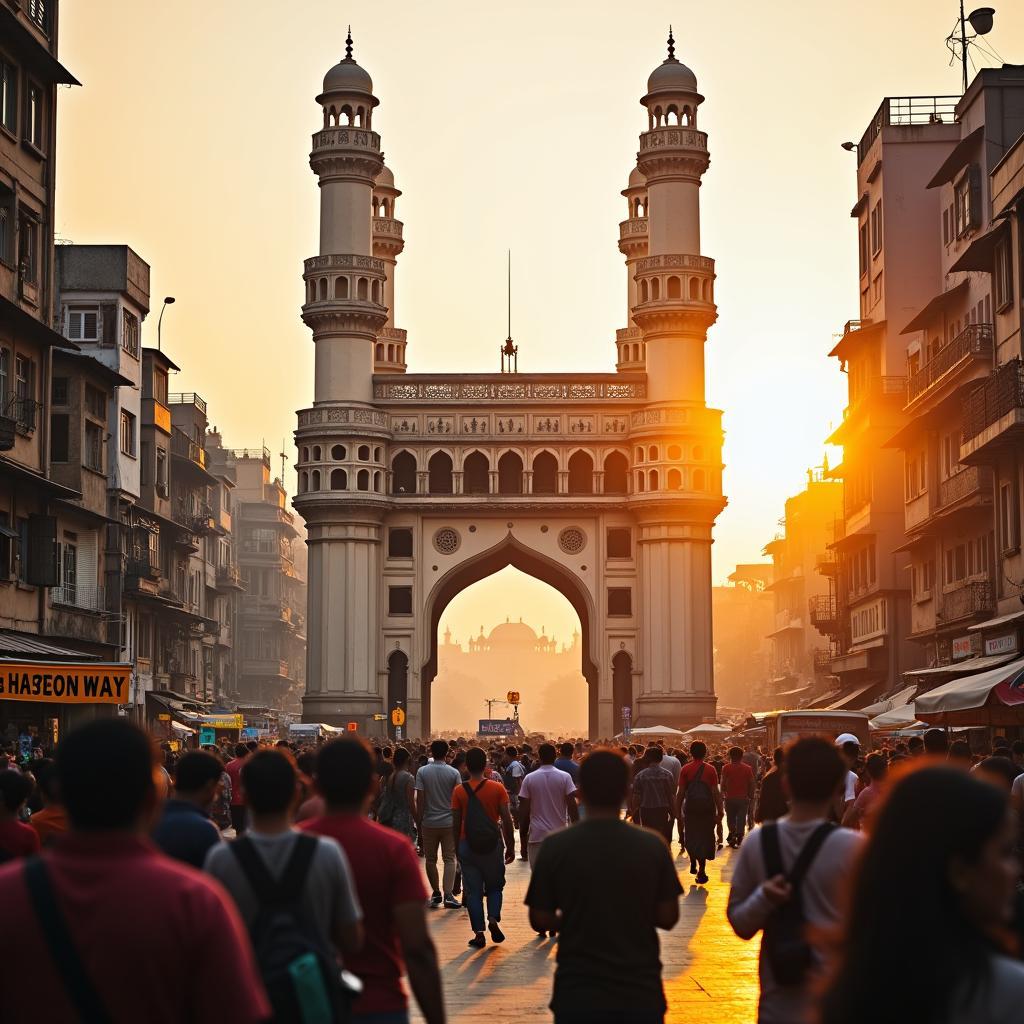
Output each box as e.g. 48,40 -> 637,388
345,26 -> 353,60
667,25 -> 675,61
500,249 -> 518,373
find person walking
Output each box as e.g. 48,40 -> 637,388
0,769 -> 39,861
820,765 -> 1024,1024
377,746 -> 417,843
630,746 -> 676,844
675,742 -> 722,883
727,737 -> 863,1024
518,742 -> 578,868
205,748 -> 363,1022
554,742 -> 580,784
451,746 -> 516,949
302,737 -> 446,1024
841,751 -> 887,831
224,742 -> 248,835
151,750 -> 223,869
414,739 -> 462,909
0,719 -> 270,1023
525,749 -> 682,1024
721,746 -> 756,847
753,747 -> 787,824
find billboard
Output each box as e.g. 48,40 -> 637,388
478,719 -> 517,736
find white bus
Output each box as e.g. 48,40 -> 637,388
758,710 -> 870,750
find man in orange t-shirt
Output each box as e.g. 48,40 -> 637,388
451,746 -> 516,949
27,759 -> 67,847
720,746 -> 756,848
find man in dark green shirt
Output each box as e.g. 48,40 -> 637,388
525,748 -> 683,1024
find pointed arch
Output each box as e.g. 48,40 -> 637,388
463,451 -> 490,494
427,451 -> 453,494
532,450 -> 558,495
603,450 -> 629,494
567,450 -> 594,495
497,451 -> 523,494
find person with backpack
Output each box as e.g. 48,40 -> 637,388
451,746 -> 516,949
675,742 -> 722,884
204,748 -> 364,1023
375,747 -> 417,843
0,719 -> 270,1023
727,736 -> 863,1023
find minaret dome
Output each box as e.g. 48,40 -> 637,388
318,29 -> 379,128
641,29 -> 703,128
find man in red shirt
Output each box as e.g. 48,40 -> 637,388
0,719 -> 269,1024
301,737 -> 445,1024
720,746 -> 756,848
0,769 -> 39,860
224,742 -> 249,835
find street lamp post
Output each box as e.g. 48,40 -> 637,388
157,296 -> 176,351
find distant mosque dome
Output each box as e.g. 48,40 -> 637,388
488,618 -> 538,647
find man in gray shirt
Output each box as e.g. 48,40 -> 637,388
727,737 -> 862,1024
205,749 -> 362,959
414,739 -> 463,909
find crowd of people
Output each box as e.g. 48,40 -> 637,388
1,723 -> 1024,1022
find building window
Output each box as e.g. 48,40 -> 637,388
606,527 -> 632,559
25,82 -> 43,149
85,384 -> 105,420
387,528 -> 413,559
858,223 -> 869,277
0,61 -> 15,133
954,166 -> 981,238
61,532 -> 77,603
122,309 -> 140,358
66,306 -> 100,342
1000,479 -> 1020,554
870,201 -> 883,255
84,421 -> 103,471
388,585 -> 413,616
50,413 -> 69,462
51,376 -> 68,406
14,355 -> 33,428
18,212 -> 37,283
940,433 -> 960,481
608,588 -> 632,616
994,236 -> 1013,312
0,186 -> 11,265
120,410 -> 136,456
27,0 -> 47,31
156,446 -> 168,493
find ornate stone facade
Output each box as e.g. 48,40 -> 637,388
294,32 -> 726,737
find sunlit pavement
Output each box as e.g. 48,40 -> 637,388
411,840 -> 760,1024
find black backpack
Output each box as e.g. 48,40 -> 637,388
463,781 -> 502,854
683,763 -> 714,816
760,822 -> 836,987
231,834 -> 352,1024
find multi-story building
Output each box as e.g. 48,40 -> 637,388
958,108 -> 1024,665
888,68 -> 1024,673
762,470 -> 843,705
712,563 -> 773,709
207,439 -> 305,711
823,96 -> 959,702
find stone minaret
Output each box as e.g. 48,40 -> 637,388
304,30 -> 387,402
628,30 -> 725,726
616,167 -> 648,371
372,163 -> 407,372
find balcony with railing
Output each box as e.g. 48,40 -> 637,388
938,581 -> 994,623
906,324 -> 993,409
960,358 -> 1024,461
938,465 -> 993,511
51,584 -> 105,612
856,95 -> 959,165
813,649 -> 835,675
5,395 -> 40,435
170,427 -> 208,471
809,595 -> 840,634
168,392 -> 208,416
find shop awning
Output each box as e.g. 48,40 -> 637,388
766,620 -> 803,639
927,126 -> 984,188
0,631 -> 99,660
821,682 -> 879,711
915,655 -> 1024,725
905,652 -> 1017,677
861,684 -> 918,717
870,704 -> 925,730
773,684 -> 814,700
968,609 -> 1024,632
170,721 -> 195,735
949,221 -> 1009,273
901,280 -> 969,335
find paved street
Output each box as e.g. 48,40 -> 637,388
413,841 -> 760,1024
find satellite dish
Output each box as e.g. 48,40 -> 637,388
968,7 -> 995,35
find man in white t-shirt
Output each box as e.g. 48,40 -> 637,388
834,735 -> 860,819
518,743 -> 578,868
728,737 -> 863,1024
414,740 -> 463,909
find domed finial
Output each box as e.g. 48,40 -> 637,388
667,25 -> 675,61
345,26 -> 353,61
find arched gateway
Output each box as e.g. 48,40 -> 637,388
293,31 -> 727,738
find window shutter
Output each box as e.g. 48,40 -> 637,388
78,533 -> 99,609
27,514 -> 59,586
968,165 -> 982,230
100,303 -> 117,345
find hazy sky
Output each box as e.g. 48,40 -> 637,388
56,1 -> 1021,643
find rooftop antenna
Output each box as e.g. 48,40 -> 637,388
945,4 -> 996,93
500,250 -> 518,373
279,440 -> 288,484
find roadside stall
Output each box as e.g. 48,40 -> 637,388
615,724 -> 687,744
914,655 -> 1024,743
